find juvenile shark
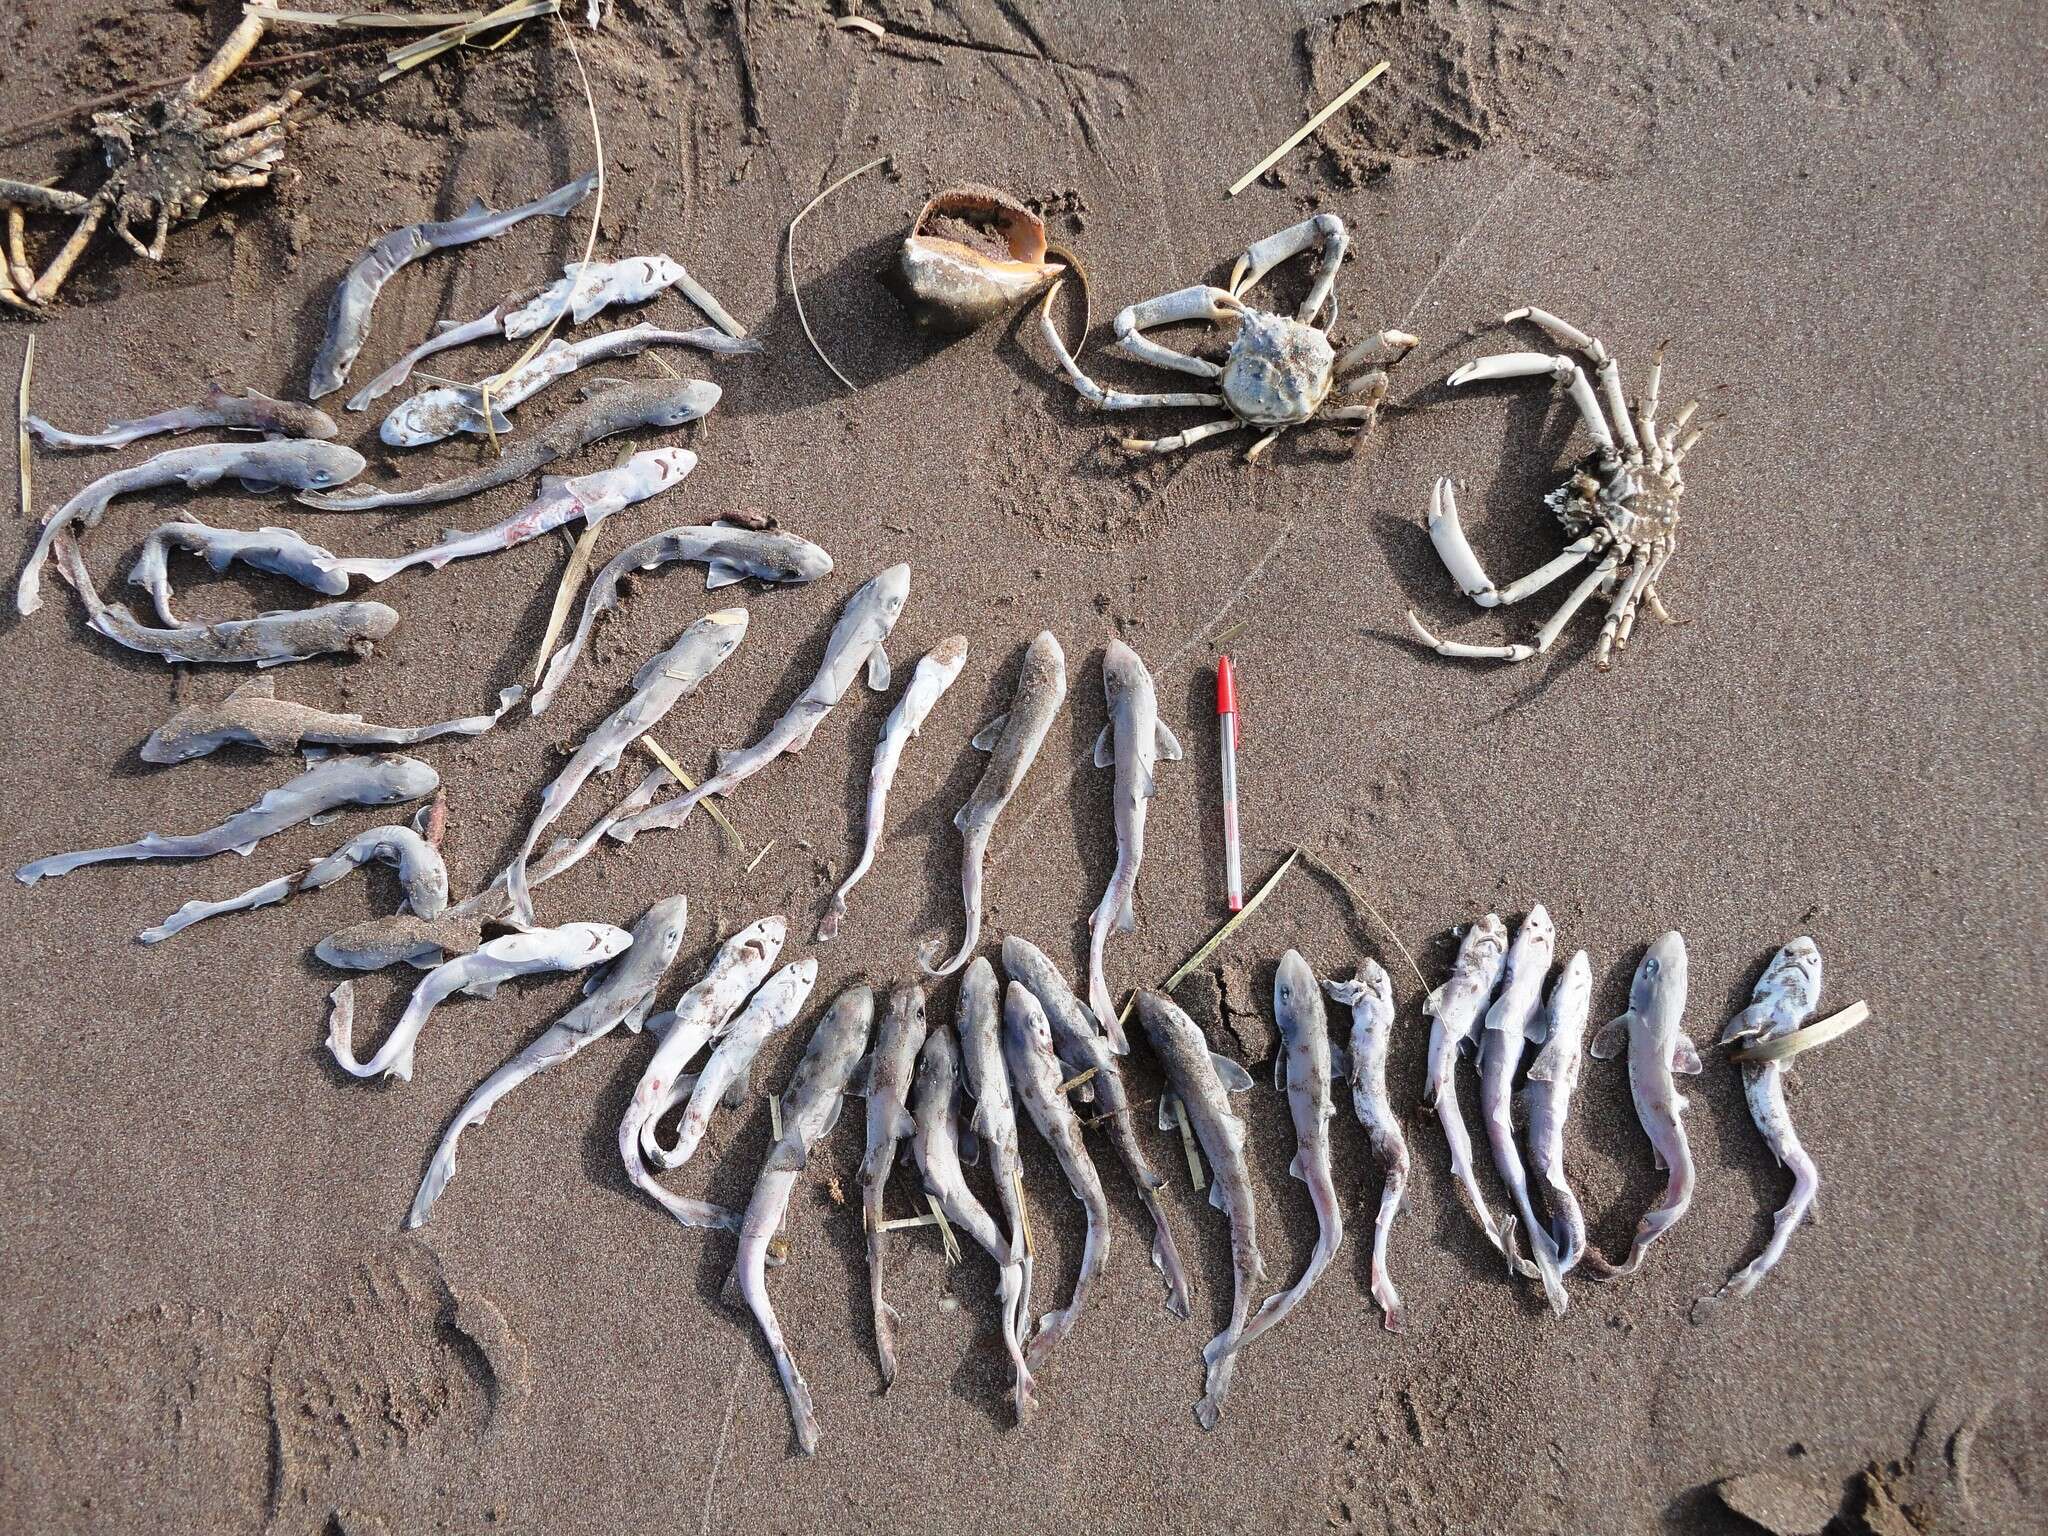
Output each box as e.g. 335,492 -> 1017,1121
922,630 -> 1066,977
1424,914 -> 1520,1263
1695,937 -> 1826,1318
26,383 -> 336,449
142,676 -> 519,762
910,1023 -> 1035,1422
1228,951 -> 1344,1357
138,822 -> 447,943
326,921 -> 632,1082
1587,932 -> 1701,1277
818,635 -> 968,942
505,607 -> 747,925
407,897 -> 689,1228
862,983 -> 931,1389
129,517 -> 349,624
18,753 -> 437,884
1135,991 -> 1260,1431
724,984 -> 875,1456
608,564 -> 909,842
1084,639 -> 1181,1050
955,956 -> 1034,1417
1001,934 -> 1192,1319
1525,949 -> 1593,1275
529,523 -> 833,715
1323,959 -> 1409,1330
1479,906 -> 1569,1313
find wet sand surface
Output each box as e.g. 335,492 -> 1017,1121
0,2 -> 2040,1532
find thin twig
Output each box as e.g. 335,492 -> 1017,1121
1012,1166 -> 1033,1260
1296,845 -> 1427,991
786,155 -> 887,391
743,839 -> 777,875
1228,59 -> 1387,197
1056,1065 -> 1098,1096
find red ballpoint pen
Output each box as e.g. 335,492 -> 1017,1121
1216,655 -> 1243,910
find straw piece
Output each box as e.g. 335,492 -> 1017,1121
1733,1000 -> 1870,1064
786,155 -> 887,392
926,1191 -> 961,1264
531,520 -> 603,684
834,15 -> 884,38
1173,1097 -> 1206,1191
1119,848 -> 1300,1029
1012,1166 -> 1033,1260
768,1094 -> 782,1140
743,839 -> 777,875
877,1213 -> 940,1232
1228,59 -> 1388,197
639,737 -> 743,852
15,335 -> 33,525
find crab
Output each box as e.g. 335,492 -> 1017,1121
1040,212 -> 1418,462
1406,307 -> 1702,670
0,15 -> 297,312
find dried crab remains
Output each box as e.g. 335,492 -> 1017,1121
1407,308 -> 1702,670
0,15 -> 296,311
1041,213 -> 1417,461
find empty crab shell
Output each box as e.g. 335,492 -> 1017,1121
882,185 -> 1063,334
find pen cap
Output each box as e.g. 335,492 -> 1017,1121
1215,654 -> 1237,715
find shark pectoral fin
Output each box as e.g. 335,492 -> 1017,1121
467,978 -> 502,999
704,560 -> 746,590
970,714 -> 1007,752
866,646 -> 890,691
1329,1043 -> 1349,1082
1116,892 -> 1136,934
1423,983 -> 1445,1018
1652,1143 -> 1667,1172
1524,1009 -> 1551,1046
1208,1181 -> 1229,1213
1092,725 -> 1113,770
713,747 -> 740,773
1272,1050 -> 1287,1092
306,812 -> 340,829
1525,1044 -> 1560,1083
819,1096 -> 844,1139
1287,1150 -> 1307,1184
891,1106 -> 916,1141
956,1120 -> 981,1166
1589,1015 -> 1632,1060
721,1065 -> 752,1110
1719,1004 -> 1769,1046
1156,721 -> 1185,766
850,1053 -> 874,1099
1157,1090 -> 1181,1133
227,675 -> 276,700
1671,1036 -> 1705,1076
1211,1053 -> 1253,1093
644,1010 -> 678,1042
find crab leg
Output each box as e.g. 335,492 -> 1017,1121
1636,340 -> 1667,447
1407,544 -> 1624,666
1109,286 -> 1235,378
0,180 -> 88,216
1227,212 -> 1346,323
1335,367 -> 1391,401
5,207 -> 33,294
1594,550 -> 1655,669
1422,477 -> 1604,609
1120,418 -> 1241,454
1337,329 -> 1419,373
26,193 -> 109,305
216,91 -> 301,142
1612,544 -> 1673,654
1505,306 -> 1639,457
176,13 -> 269,107
1447,351 -> 1616,456
1041,288 -> 1224,413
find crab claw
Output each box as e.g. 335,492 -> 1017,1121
1446,351 -> 1566,387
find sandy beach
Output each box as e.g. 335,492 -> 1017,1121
0,2 -> 2040,1531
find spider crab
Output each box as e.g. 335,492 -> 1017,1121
1407,307 -> 1702,670
1040,213 -> 1418,461
0,15 -> 297,312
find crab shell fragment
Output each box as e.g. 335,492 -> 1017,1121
882,185 -> 1064,335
